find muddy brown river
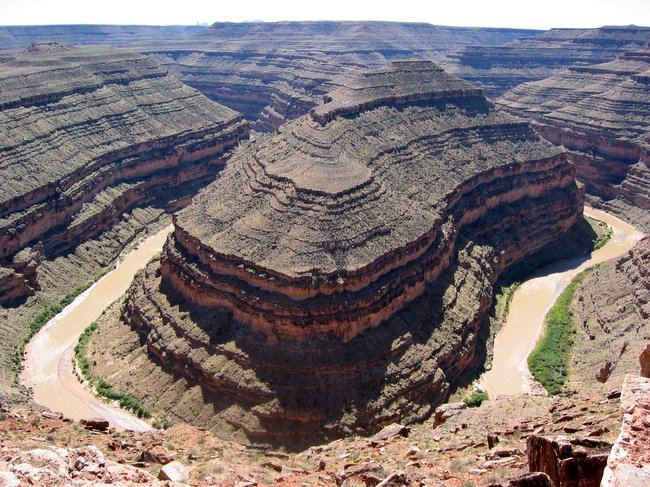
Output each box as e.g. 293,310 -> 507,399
481,207 -> 644,398
21,226 -> 172,431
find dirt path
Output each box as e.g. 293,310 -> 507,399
481,207 -> 644,398
21,226 -> 173,431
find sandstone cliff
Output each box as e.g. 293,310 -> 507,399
92,61 -> 584,448
447,26 -> 650,97
0,46 -> 249,302
498,49 -> 650,230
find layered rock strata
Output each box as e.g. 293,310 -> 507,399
0,24 -> 206,50
498,49 -> 650,230
0,47 -> 248,297
114,61 -> 583,447
447,26 -> 650,97
570,237 -> 650,388
132,21 -> 536,130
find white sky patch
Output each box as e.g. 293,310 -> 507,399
0,0 -> 647,30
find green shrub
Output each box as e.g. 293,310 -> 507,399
463,390 -> 488,407
528,265 -> 599,395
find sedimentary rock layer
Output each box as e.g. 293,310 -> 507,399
112,61 -> 583,447
0,24 -> 206,50
447,26 -> 650,97
570,237 -> 650,387
0,46 -> 249,297
132,21 -> 536,130
498,49 -> 650,229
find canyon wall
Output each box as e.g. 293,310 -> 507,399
570,237 -> 649,389
446,26 -> 650,97
93,61 -> 584,448
130,21 -> 536,130
498,49 -> 650,230
0,24 -> 206,50
0,46 -> 248,304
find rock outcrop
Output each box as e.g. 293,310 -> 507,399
570,237 -> 650,388
526,434 -> 608,487
447,26 -> 650,97
601,374 -> 650,487
497,49 -> 650,229
96,61 -> 584,448
0,46 -> 248,297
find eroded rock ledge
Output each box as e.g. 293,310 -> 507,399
113,61 -> 583,447
497,49 -> 650,230
0,47 -> 249,299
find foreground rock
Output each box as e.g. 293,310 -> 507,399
0,445 -> 160,485
498,49 -> 650,230
601,374 -> 650,487
526,434 -> 608,486
89,60 -> 584,448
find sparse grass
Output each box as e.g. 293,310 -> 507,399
74,321 -> 152,419
463,390 -> 488,408
587,217 -> 612,250
501,281 -> 521,319
527,265 -> 600,395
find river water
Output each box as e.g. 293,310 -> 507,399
21,226 -> 172,431
481,207 -> 644,398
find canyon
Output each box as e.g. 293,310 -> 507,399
86,61 -> 585,449
498,48 -> 650,230
0,15 -> 647,487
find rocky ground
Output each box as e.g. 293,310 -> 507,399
0,386 -> 627,486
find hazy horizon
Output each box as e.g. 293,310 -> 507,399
1,0 -> 648,30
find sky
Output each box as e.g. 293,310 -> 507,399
0,0 -> 648,30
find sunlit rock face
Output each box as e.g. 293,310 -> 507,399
0,46 -> 249,297
132,21 -> 537,131
447,26 -> 650,97
498,48 -> 650,230
119,61 -> 583,448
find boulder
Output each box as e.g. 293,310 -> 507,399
0,471 -> 20,487
488,433 -> 500,449
79,417 -> 109,432
370,423 -> 410,445
335,462 -> 385,486
526,434 -> 607,487
507,472 -> 553,486
434,402 -> 467,425
158,461 -> 190,482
